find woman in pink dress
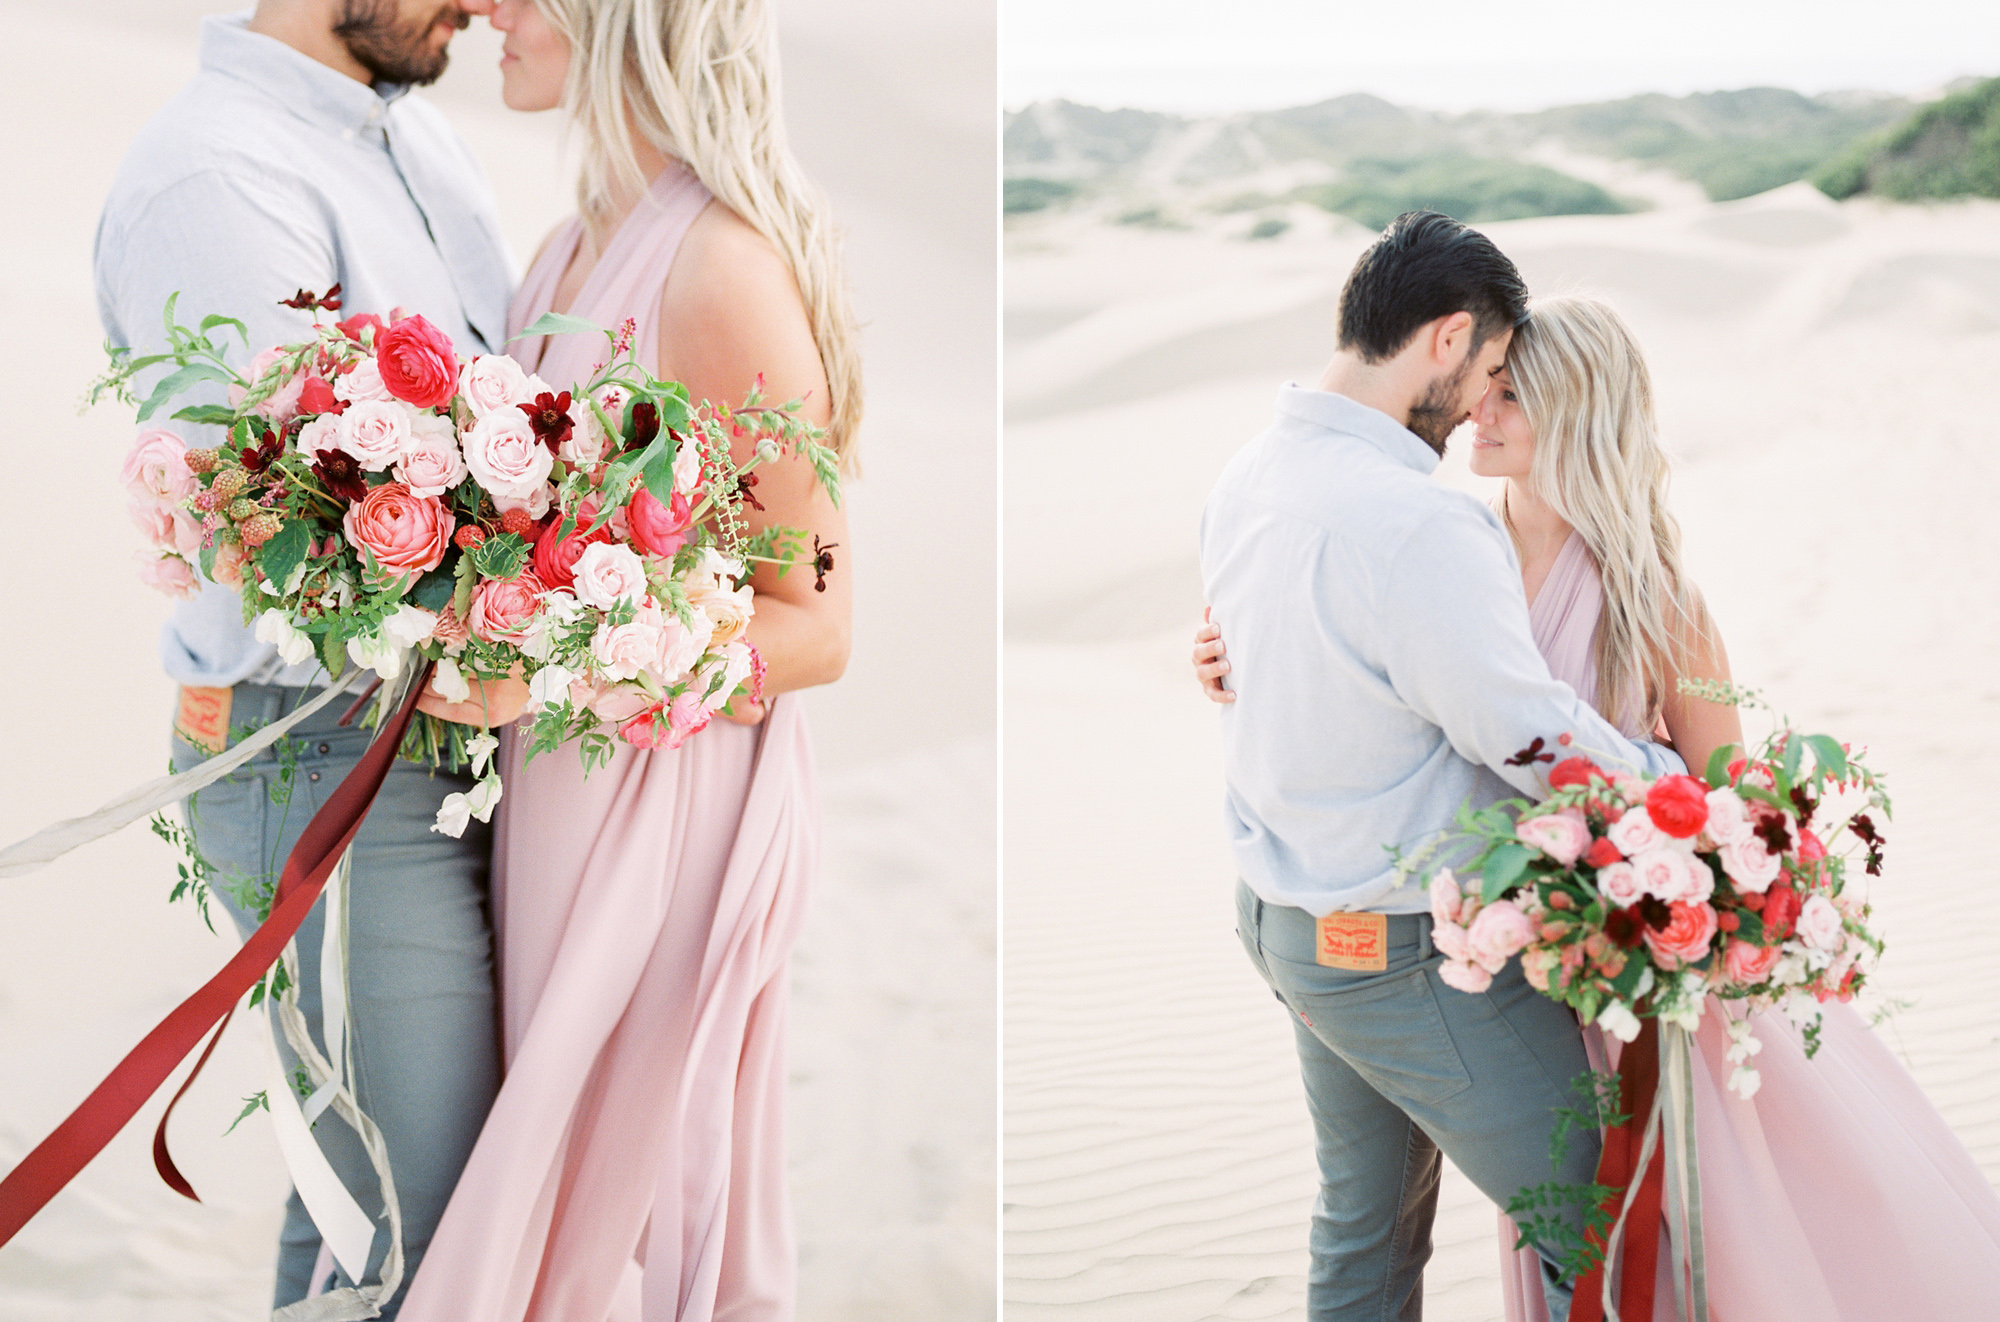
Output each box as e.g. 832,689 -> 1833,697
401,1 -> 859,1318
1194,295 -> 2000,1317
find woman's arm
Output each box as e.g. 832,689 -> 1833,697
658,203 -> 851,715
1658,592 -> 1744,783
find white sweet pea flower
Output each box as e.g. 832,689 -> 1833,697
429,656 -> 472,703
527,663 -> 579,712
1727,1064 -> 1763,1100
347,628 -> 407,680
255,609 -> 317,667
383,603 -> 438,649
433,792 -> 472,838
1595,1000 -> 1642,1044
466,772 -> 503,821
1723,1017 -> 1764,1066
466,732 -> 499,778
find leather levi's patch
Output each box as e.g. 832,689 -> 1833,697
174,685 -> 233,756
1316,911 -> 1388,971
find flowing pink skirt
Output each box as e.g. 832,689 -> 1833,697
399,697 -> 817,1322
1501,1001 -> 2000,1320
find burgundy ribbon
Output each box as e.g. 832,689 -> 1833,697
1572,1014 -> 1667,1322
0,667 -> 429,1246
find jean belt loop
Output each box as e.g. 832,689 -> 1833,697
1418,915 -> 1434,962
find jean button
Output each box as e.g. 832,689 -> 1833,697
309,771 -> 321,783
317,742 -> 331,755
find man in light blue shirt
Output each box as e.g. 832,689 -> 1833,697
1200,212 -> 1685,1320
94,5 -> 509,1315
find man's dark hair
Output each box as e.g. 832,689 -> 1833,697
1335,211 -> 1528,363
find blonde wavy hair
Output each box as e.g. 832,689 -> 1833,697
1504,294 -> 1706,730
535,0 -> 863,462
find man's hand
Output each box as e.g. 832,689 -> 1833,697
417,673 -> 531,727
1193,608 -> 1234,703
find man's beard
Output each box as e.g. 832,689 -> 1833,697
335,0 -> 466,87
1405,353 -> 1476,455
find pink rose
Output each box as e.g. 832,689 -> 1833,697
1518,810 -> 1590,866
572,541 -> 649,609
1438,959 -> 1494,994
591,615 -> 669,682
1432,919 -> 1471,964
127,497 -> 175,548
136,550 -> 199,598
394,414 -> 468,497
336,399 -> 415,471
655,610 -> 714,682
1642,901 -> 1719,969
342,481 -> 452,576
463,408 -> 554,501
1597,860 -> 1644,907
627,485 -> 694,558
1465,900 -> 1535,974
333,356 -> 397,404
121,428 -> 196,504
560,396 -> 614,467
1429,870 -> 1463,926
468,570 -> 547,645
373,314 -> 459,409
1606,806 -> 1665,857
661,690 -> 714,749
211,541 -> 250,589
457,353 -> 533,419
1522,947 -> 1561,992
1719,839 -> 1781,893
1721,939 -> 1781,986
297,414 -> 343,462
1797,894 -> 1844,951
1632,847 -> 1712,904
1703,788 -> 1754,847
576,678 -> 655,723
619,703 -> 670,749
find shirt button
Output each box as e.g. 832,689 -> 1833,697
309,771 -> 322,783
317,742 -> 331,755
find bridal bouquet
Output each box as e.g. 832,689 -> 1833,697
107,285 -> 840,835
1422,685 -> 1889,1099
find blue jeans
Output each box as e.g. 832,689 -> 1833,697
1235,882 -> 1598,1321
172,684 -> 500,1318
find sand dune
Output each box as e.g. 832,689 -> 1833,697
0,2 -> 995,1318
1005,184 -> 2000,1319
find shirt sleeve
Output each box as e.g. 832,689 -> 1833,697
95,167 -> 335,445
1371,497 -> 1687,795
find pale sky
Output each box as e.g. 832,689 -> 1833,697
1005,0 -> 2000,113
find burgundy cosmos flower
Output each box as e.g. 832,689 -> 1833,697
238,427 -> 283,474
519,391 -> 574,454
280,284 -> 343,313
312,450 -> 369,504
812,536 -> 838,594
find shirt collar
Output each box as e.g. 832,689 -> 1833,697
1274,383 -> 1440,476
200,11 -> 410,138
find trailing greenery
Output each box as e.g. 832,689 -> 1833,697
1815,75 -> 2000,201
1296,155 -> 1633,231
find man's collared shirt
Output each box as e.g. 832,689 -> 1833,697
1199,385 -> 1685,917
96,12 -> 514,687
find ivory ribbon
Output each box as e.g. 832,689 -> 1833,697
0,672 -> 361,880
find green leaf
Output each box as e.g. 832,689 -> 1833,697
223,1090 -> 269,1136
258,520 -> 312,596
652,383 -> 691,432
320,627 -> 347,678
1704,742 -> 1737,792
136,361 -> 239,422
1609,951 -> 1647,997
1803,734 -> 1847,783
640,441 -> 679,504
198,312 -> 249,346
1733,910 -> 1767,945
507,311 -> 606,343
470,532 -> 529,580
172,403 -> 241,427
1481,843 -> 1534,903
410,558 -> 457,613
452,549 -> 477,620
161,291 -> 181,335
1778,736 -> 1804,794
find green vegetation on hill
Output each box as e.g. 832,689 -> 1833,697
1508,88 -> 1910,201
1004,178 -> 1077,215
1816,76 -> 2000,200
1298,155 -> 1633,230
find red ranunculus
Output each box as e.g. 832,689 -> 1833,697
532,513 -> 612,590
628,485 -> 693,557
298,375 -> 343,416
373,314 -> 458,409
1645,774 -> 1710,838
1548,756 -> 1603,789
1582,837 -> 1624,869
1761,883 -> 1802,939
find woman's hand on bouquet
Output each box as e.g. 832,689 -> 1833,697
418,674 -> 532,728
717,695 -> 767,726
1193,608 -> 1234,703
